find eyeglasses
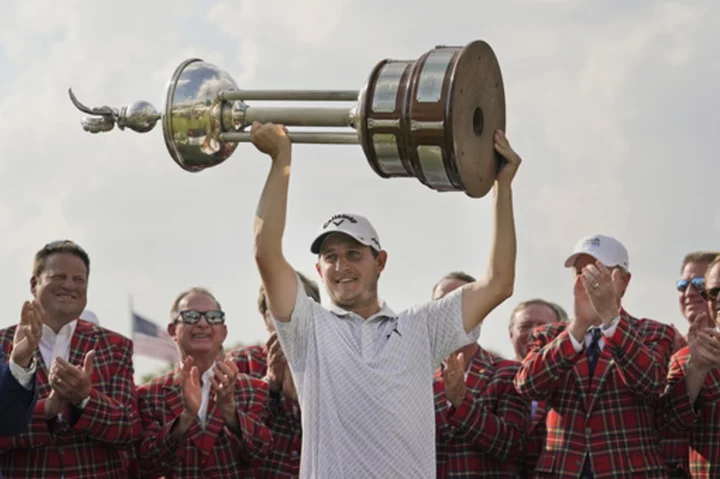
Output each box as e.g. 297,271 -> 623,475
676,277 -> 705,292
175,310 -> 226,325
701,287 -> 720,302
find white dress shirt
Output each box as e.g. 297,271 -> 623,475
568,316 -> 621,353
198,365 -> 216,429
8,358 -> 36,390
38,320 -> 90,413
40,320 -> 77,368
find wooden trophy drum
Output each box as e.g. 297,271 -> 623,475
358,40 -> 506,198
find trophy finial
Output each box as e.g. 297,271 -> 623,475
68,88 -> 161,134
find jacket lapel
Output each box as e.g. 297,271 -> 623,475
202,400 -> 225,452
34,348 -> 51,397
572,354 -> 591,412
68,320 -> 96,371
703,367 -> 720,403
587,346 -> 614,412
465,349 -> 493,395
165,369 -> 208,451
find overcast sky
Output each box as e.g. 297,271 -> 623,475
1,0 -> 718,380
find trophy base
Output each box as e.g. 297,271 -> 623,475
448,40 -> 506,198
359,40 -> 506,198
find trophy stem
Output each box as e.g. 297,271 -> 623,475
241,106 -> 353,128
219,90 -> 359,102
220,131 -> 359,144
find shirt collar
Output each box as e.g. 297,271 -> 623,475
41,319 -> 78,341
329,300 -> 397,320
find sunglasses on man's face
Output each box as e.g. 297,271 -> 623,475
176,310 -> 226,325
676,277 -> 705,292
701,287 -> 720,302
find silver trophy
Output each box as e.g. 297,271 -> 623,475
69,40 -> 505,198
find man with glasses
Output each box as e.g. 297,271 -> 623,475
515,234 -> 676,479
661,250 -> 720,477
676,251 -> 720,329
137,287 -> 272,478
662,254 -> 720,478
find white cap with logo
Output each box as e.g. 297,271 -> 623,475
310,213 -> 382,254
79,309 -> 100,325
563,234 -> 630,270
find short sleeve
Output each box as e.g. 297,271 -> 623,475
270,273 -> 318,375
410,287 -> 479,369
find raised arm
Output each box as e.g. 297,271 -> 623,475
251,121 -> 300,322
461,130 -> 520,333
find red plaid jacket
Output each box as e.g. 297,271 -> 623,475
657,335 -> 691,479
513,311 -> 675,479
136,367 -> 272,478
523,400 -> 547,478
660,346 -> 720,479
230,345 -> 302,479
0,320 -> 141,479
434,347 -> 530,478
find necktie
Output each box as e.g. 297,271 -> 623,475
582,328 -> 603,479
587,327 -> 603,378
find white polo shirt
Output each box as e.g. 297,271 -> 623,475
273,274 -> 480,478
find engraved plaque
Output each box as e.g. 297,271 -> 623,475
416,50 -> 455,103
368,118 -> 401,129
372,61 -> 410,113
410,120 -> 444,131
372,134 -> 406,175
417,145 -> 453,189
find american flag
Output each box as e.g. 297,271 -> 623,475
131,311 -> 179,363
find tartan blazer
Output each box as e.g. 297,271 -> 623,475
513,312 -> 675,479
522,400 -> 547,479
434,347 -> 530,478
231,345 -> 302,479
0,320 -> 142,479
660,346 -> 720,479
136,367 -> 272,478
657,334 -> 692,479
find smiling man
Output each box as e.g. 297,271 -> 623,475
137,287 -> 272,478
250,121 -> 522,478
0,240 -> 141,478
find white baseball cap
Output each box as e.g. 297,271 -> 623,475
79,309 -> 100,325
563,234 -> 630,270
310,213 -> 382,254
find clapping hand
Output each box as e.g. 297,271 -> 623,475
11,300 -> 44,368
443,352 -> 467,409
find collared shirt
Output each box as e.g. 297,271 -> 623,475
38,319 -> 89,414
177,361 -> 216,428
198,365 -> 215,428
272,273 -> 479,479
40,320 -> 77,368
7,358 -> 36,390
568,316 -> 621,353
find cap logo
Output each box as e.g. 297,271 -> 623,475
584,237 -> 601,248
371,237 -> 380,248
323,214 -> 357,229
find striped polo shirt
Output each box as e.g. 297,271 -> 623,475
273,273 -> 479,478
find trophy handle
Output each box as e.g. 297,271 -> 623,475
68,88 -> 161,134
